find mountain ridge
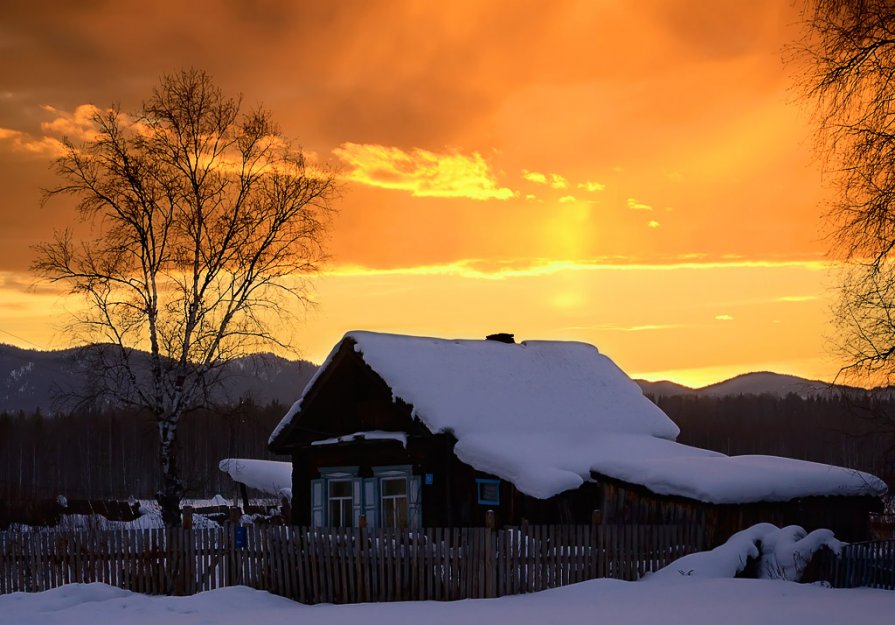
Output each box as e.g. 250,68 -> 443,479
0,343 -> 316,414
0,343 -> 884,413
635,370 -> 873,399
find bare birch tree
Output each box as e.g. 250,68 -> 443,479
33,69 -> 336,525
797,0 -> 895,383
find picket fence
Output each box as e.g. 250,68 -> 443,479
0,524 -> 706,603
815,540 -> 895,590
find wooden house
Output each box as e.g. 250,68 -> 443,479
268,331 -> 887,541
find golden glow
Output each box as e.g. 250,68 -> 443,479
0,1 -> 850,386
333,143 -> 515,200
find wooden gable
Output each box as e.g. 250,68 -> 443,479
270,338 -> 430,453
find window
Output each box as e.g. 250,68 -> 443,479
380,476 -> 408,528
312,467 -> 360,528
476,478 -> 500,505
368,466 -> 421,529
328,479 -> 355,527
314,465 -> 421,528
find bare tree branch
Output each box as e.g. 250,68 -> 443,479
32,69 -> 337,526
795,1 -> 895,385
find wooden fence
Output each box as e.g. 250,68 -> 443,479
0,524 -> 705,603
815,540 -> 895,590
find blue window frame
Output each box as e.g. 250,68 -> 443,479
476,478 -> 500,506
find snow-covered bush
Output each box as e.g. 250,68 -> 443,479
648,523 -> 842,582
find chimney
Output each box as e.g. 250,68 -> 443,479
485,332 -> 515,344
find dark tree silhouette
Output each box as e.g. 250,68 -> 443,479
33,69 -> 336,526
797,1 -> 895,383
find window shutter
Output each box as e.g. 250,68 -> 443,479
311,479 -> 325,527
352,477 -> 363,527
408,475 -> 422,528
363,478 -> 380,528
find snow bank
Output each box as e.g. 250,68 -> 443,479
8,506 -> 218,532
3,577 -> 895,625
218,458 -> 292,499
649,523 -> 843,582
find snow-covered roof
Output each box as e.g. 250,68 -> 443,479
587,434 -> 887,503
271,331 -> 679,498
219,458 -> 292,499
269,331 -> 887,502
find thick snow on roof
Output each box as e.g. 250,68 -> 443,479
269,331 -> 887,502
219,458 -> 292,499
588,435 -> 887,503
272,331 -> 679,499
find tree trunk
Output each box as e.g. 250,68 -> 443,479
157,418 -> 184,527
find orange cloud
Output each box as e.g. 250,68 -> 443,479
521,170 -> 568,189
334,143 -> 515,200
558,195 -> 577,203
324,257 -> 833,281
0,103 -> 108,158
627,197 -> 653,211
778,295 -> 819,303
549,173 -> 568,189
0,127 -> 65,158
578,181 -> 606,192
522,169 -> 548,184
39,104 -> 101,142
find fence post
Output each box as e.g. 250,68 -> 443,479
228,506 -> 242,525
182,506 -> 193,530
280,497 -> 292,526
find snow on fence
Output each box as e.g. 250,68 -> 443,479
0,524 -> 706,603
815,540 -> 895,590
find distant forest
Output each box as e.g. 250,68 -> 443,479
1,393 -> 894,501
656,394 -> 895,485
0,400 -> 287,501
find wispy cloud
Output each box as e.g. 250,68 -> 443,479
39,104 -> 101,143
334,143 -> 515,200
0,103 -> 108,158
549,173 -> 568,189
560,322 -> 688,333
778,295 -> 819,303
715,314 -> 734,321
522,170 -> 568,189
558,195 -> 577,204
0,127 -> 65,158
627,197 -> 653,211
622,324 -> 684,332
522,169 -> 548,184
648,220 -> 660,228
578,181 -> 605,192
325,258 -> 834,281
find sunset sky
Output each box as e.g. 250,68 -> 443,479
0,0 -> 843,387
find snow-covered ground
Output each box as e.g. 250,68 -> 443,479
1,577 -> 892,625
